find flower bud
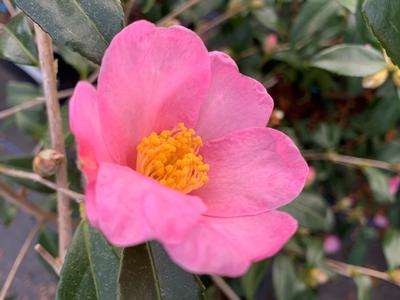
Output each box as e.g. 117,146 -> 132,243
388,269 -> 400,285
269,109 -> 284,126
33,149 -> 64,177
263,33 -> 278,54
389,176 -> 400,196
306,268 -> 329,287
305,167 -> 316,187
323,235 -> 341,255
373,212 -> 389,228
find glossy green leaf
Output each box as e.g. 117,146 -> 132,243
354,275 -> 372,300
363,0 -> 400,67
364,167 -> 394,203
383,229 -> 400,270
56,221 -> 120,300
252,8 -> 279,32
0,13 -> 38,65
290,0 -> 341,44
118,242 -> 204,300
273,255 -> 306,300
311,44 -> 386,76
337,0 -> 358,13
281,192 -> 334,231
15,0 -> 124,64
240,260 -> 269,300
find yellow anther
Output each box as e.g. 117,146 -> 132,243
136,123 -> 209,193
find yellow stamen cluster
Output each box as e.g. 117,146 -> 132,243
136,123 -> 210,193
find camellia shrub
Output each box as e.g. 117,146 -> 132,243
0,0 -> 400,299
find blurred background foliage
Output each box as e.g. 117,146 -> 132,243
1,0 -> 400,299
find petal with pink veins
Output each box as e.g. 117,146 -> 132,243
93,163 -> 207,247
193,127 -> 308,217
165,210 -> 297,276
97,20 -> 211,167
195,51 -> 273,141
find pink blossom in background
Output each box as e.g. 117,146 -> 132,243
69,20 -> 308,276
323,235 -> 341,255
263,33 -> 278,53
373,213 -> 389,228
389,176 -> 400,195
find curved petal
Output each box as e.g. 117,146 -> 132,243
193,128 -> 308,217
195,51 -> 273,141
165,210 -> 297,276
69,81 -> 110,183
93,163 -> 207,247
98,20 -> 211,167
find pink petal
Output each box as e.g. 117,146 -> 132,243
165,210 -> 297,276
193,127 -> 308,217
93,163 -> 206,247
97,20 -> 211,167
195,51 -> 273,141
69,81 -> 110,183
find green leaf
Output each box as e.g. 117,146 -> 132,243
118,242 -> 204,300
383,229 -> 400,270
0,199 -> 18,226
290,0 -> 341,44
56,221 -> 120,300
240,260 -> 269,300
354,275 -> 372,300
7,81 -> 47,139
311,44 -> 386,76
337,0 -> 358,13
363,0 -> 400,67
273,255 -> 306,300
252,8 -> 279,32
0,13 -> 38,65
363,167 -> 394,203
15,0 -> 124,64
281,192 -> 334,231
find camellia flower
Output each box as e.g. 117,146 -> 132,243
69,20 -> 308,276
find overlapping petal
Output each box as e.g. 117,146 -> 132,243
93,163 -> 207,247
69,82 -> 110,183
165,210 -> 297,276
97,20 -> 211,167
193,127 -> 308,217
196,51 -> 274,141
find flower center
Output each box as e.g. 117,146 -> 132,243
136,123 -> 209,193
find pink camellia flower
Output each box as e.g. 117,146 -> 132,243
69,20 -> 308,276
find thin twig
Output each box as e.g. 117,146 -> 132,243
3,0 -> 17,16
35,24 -> 72,260
196,6 -> 246,36
0,165 -> 83,202
0,222 -> 43,300
157,0 -> 201,26
0,179 -> 56,223
303,152 -> 400,172
210,275 -> 241,300
0,88 -> 73,121
324,258 -> 396,286
34,244 -> 62,276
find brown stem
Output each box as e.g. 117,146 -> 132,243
0,165 -> 83,202
34,24 -> 72,260
324,258 -> 396,285
0,88 -> 73,121
34,244 -> 62,276
3,0 -> 17,16
0,222 -> 43,300
303,152 -> 400,173
210,275 -> 241,300
0,180 -> 56,223
196,6 -> 245,36
157,0 -> 201,26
